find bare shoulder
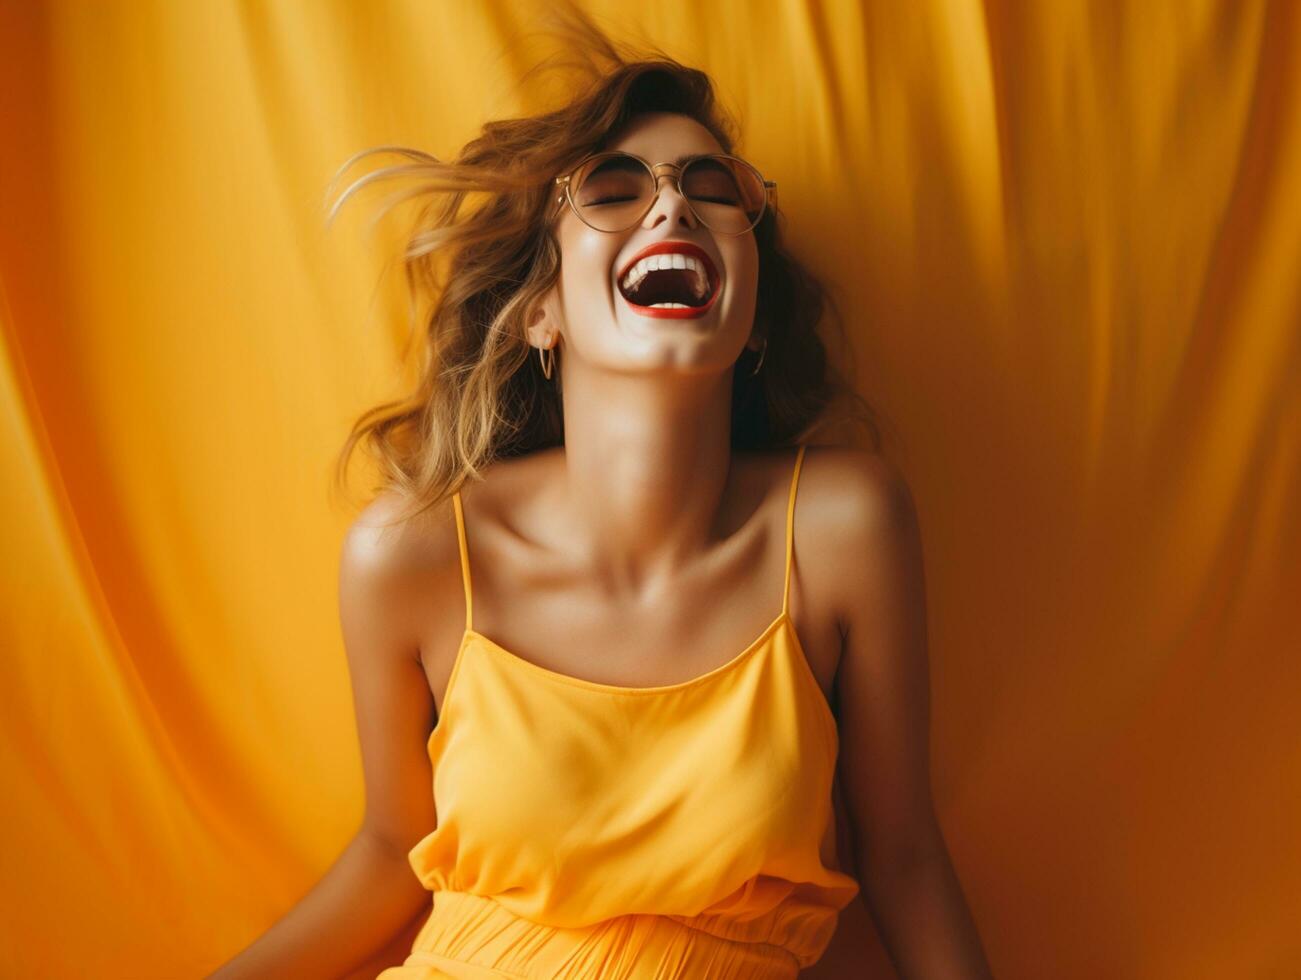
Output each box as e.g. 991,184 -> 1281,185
342,488 -> 457,578
801,445 -> 918,523
797,446 -> 924,632
339,488 -> 464,650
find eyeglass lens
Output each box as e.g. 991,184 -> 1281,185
571,154 -> 767,234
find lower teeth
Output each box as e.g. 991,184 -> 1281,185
648,302 -> 694,308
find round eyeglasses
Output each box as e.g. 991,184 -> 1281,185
553,151 -> 776,236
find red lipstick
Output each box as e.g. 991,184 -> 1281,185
615,240 -> 722,321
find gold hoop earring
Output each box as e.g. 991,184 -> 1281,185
749,338 -> 767,376
539,343 -> 555,380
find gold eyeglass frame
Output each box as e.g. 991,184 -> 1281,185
552,151 -> 777,236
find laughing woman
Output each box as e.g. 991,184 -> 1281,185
210,20 -> 993,980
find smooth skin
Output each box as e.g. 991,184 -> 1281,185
210,111 -> 993,979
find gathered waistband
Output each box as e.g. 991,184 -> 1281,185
388,889 -> 803,980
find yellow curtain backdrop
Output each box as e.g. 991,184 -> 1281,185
2,1 -> 1297,977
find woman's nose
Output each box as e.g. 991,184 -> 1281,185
643,173 -> 697,228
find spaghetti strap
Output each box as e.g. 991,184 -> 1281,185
781,444 -> 808,617
452,490 -> 474,631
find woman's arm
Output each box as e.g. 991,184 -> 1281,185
826,453 -> 994,979
209,500 -> 441,978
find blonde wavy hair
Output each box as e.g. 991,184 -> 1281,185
325,10 -> 885,524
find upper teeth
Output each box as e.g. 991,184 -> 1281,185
619,252 -> 712,299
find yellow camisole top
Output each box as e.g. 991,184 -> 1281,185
378,444 -> 861,979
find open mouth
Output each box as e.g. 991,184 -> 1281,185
616,244 -> 721,318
